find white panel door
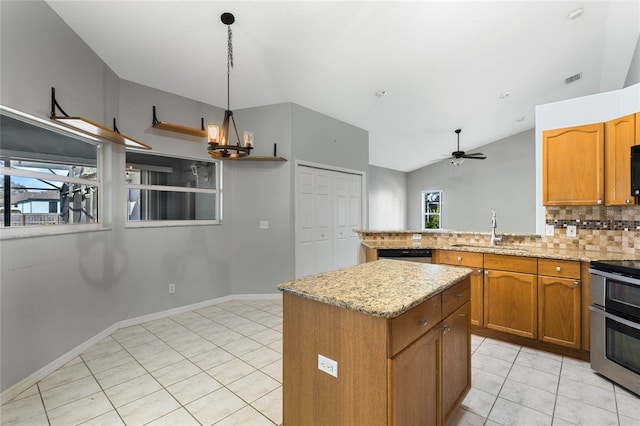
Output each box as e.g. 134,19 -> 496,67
333,173 -> 361,269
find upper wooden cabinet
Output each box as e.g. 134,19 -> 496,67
543,122 -> 605,206
605,113 -> 637,205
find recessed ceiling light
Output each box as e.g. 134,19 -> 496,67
374,90 -> 387,98
568,7 -> 584,20
498,92 -> 510,99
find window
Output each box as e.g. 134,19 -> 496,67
0,109 -> 102,236
125,151 -> 221,226
422,190 -> 442,229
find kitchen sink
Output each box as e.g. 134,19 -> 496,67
451,244 -> 528,252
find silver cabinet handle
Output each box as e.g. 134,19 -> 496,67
457,256 -> 462,262
556,266 -> 562,272
626,199 -> 631,204
477,269 -> 482,274
485,270 -> 490,275
574,281 -> 580,287
441,325 -> 451,334
419,318 -> 428,326
597,200 -> 603,205
457,293 -> 464,299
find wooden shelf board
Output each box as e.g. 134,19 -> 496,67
153,121 -> 206,138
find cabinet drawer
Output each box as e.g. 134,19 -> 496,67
389,295 -> 442,357
538,258 -> 580,279
484,253 -> 537,274
442,278 -> 471,318
437,250 -> 483,268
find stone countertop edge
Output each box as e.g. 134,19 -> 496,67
362,241 -> 639,262
354,229 -> 541,238
277,259 -> 472,319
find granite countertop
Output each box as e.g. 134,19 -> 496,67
277,259 -> 471,319
363,241 -> 638,262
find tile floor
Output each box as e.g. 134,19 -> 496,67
1,297 -> 639,426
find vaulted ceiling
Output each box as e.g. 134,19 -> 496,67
47,1 -> 640,172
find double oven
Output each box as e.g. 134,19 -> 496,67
589,260 -> 640,395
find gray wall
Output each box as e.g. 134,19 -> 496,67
368,166 -> 407,230
0,1 -> 369,392
407,129 -> 536,233
625,35 -> 640,87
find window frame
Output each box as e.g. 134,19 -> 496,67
0,106 -> 105,240
421,189 -> 443,230
124,149 -> 222,228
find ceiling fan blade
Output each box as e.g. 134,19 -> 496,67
462,155 -> 487,160
464,152 -> 485,156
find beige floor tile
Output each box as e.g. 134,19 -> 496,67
146,408 -> 200,426
227,370 -> 280,403
471,353 -> 513,378
448,407 -> 486,426
79,409 -> 124,426
560,361 -> 614,392
461,388 -> 497,418
239,346 -> 281,369
616,392 -> 640,420
171,337 -> 218,358
47,392 -> 113,426
116,389 -> 180,426
271,324 -> 283,333
84,350 -> 135,375
93,360 -> 146,390
241,309 -> 274,322
166,372 -> 223,406
140,318 -> 179,334
214,405 -> 275,425
151,358 -> 202,387
222,337 -> 263,357
6,385 -> 38,403
136,348 -> 185,372
62,356 -> 84,368
251,387 -> 282,425
38,362 -> 92,391
558,375 -> 617,413
126,339 -> 172,359
514,351 -> 562,376
475,340 -> 520,363
620,414 -> 640,426
185,388 -> 246,425
189,347 -> 235,371
267,340 -> 282,353
81,337 -> 123,361
42,375 -> 101,411
554,395 -> 618,425
104,374 -> 162,408
499,379 -> 556,415
471,367 -> 505,396
0,394 -> 46,426
520,346 -> 563,361
234,322 -> 269,337
160,329 -> 201,347
261,359 -> 282,383
194,305 -> 224,318
260,315 -> 283,329
488,397 -> 552,426
250,329 -> 282,346
207,358 -> 256,385
114,329 -> 157,350
508,363 -> 559,393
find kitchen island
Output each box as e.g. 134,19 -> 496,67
278,259 -> 472,426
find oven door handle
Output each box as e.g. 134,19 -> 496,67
589,305 -> 640,331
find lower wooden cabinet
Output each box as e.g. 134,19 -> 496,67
484,269 -> 537,338
442,302 -> 471,423
538,276 -> 581,348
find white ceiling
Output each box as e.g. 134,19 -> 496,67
46,1 -> 640,172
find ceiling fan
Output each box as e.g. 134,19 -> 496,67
449,129 -> 486,165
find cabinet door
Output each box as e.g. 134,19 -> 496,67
470,268 -> 484,326
538,276 -> 581,348
389,326 -> 441,426
543,123 -> 604,206
442,302 -> 471,423
605,113 -> 637,205
484,270 -> 537,338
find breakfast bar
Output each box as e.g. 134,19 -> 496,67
278,259 -> 473,426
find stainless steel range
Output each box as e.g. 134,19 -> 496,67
589,260 -> 640,395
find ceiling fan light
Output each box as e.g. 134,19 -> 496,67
451,157 -> 464,166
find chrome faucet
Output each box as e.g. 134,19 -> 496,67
490,209 -> 502,246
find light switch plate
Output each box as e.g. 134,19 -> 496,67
412,233 -> 422,240
545,224 -> 555,236
259,220 -> 269,230
566,225 -> 577,238
318,354 -> 338,378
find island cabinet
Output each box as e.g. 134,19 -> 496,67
483,254 -> 538,339
280,261 -> 471,426
433,250 -> 484,326
537,259 -> 581,349
542,122 -> 605,206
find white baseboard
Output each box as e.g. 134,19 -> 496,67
1,293 -> 280,405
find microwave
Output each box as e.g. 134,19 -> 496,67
632,145 -> 640,196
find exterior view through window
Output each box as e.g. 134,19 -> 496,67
422,190 -> 442,229
125,151 -> 220,225
0,112 -> 100,231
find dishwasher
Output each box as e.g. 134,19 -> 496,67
377,248 -> 432,263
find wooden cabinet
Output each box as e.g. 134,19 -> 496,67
442,301 -> 471,423
537,259 -> 581,349
542,122 -> 605,205
484,254 -> 538,339
433,250 -> 484,326
605,113 -> 637,205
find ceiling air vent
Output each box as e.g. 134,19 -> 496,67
565,73 -> 582,84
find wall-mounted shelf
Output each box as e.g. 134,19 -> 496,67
152,106 -> 206,138
223,156 -> 287,162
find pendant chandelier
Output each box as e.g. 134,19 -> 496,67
207,12 -> 253,158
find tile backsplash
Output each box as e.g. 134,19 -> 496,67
544,206 -> 640,254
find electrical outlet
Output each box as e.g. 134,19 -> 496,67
545,224 -> 555,236
318,354 -> 338,378
566,225 -> 577,238
169,283 -> 175,294
412,233 -> 422,240
259,220 -> 269,229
